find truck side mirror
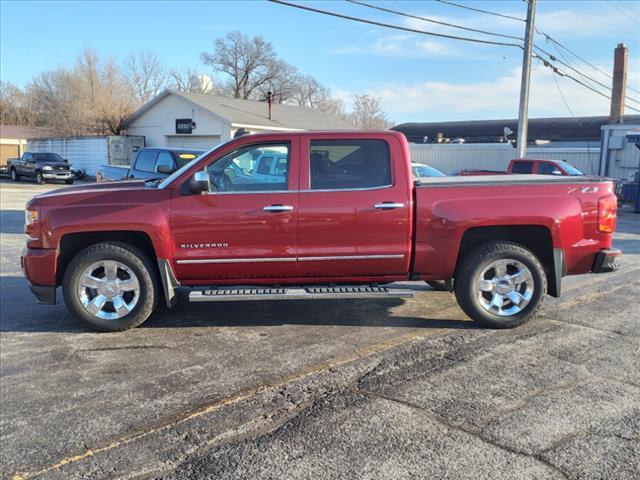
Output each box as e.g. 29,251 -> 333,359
189,171 -> 210,194
156,164 -> 175,174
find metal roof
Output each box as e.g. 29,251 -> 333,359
392,115 -> 640,143
0,125 -> 55,140
124,90 -> 354,131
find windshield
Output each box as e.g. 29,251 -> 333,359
559,162 -> 584,176
158,140 -> 232,189
174,150 -> 205,168
413,164 -> 445,177
33,153 -> 64,162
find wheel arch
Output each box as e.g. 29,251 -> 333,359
57,230 -> 179,307
57,231 -> 158,285
455,225 -> 562,297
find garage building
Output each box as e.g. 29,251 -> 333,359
123,90 -> 353,150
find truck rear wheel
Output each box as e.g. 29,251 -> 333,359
62,242 -> 159,332
454,242 -> 546,329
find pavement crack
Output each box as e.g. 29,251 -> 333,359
366,392 -> 570,480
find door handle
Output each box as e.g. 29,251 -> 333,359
374,202 -> 405,210
263,205 -> 295,212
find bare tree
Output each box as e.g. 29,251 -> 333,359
0,82 -> 38,126
124,50 -> 168,103
292,75 -> 348,119
201,31 -> 280,100
350,94 -> 391,130
169,68 -> 217,94
257,60 -> 300,103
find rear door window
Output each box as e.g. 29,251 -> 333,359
309,139 -> 391,190
537,162 -> 558,175
511,161 -> 534,174
135,150 -> 159,172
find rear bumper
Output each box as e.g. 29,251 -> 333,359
592,248 -> 621,273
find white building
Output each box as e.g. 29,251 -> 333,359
123,90 -> 353,150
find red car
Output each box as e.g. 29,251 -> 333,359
22,131 -> 620,331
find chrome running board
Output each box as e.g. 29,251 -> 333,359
189,285 -> 413,302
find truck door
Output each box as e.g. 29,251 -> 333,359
170,138 -> 300,281
22,153 -> 34,177
297,136 -> 412,277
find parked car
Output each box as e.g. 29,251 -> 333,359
411,162 -> 445,178
22,131 -> 620,332
451,158 -> 585,177
96,148 -> 204,182
9,152 -> 74,184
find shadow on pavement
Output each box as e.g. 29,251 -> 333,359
0,210 -> 25,234
0,277 -> 475,333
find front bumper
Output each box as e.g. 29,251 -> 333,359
21,247 -> 58,304
27,281 -> 57,304
592,248 -> 621,273
42,171 -> 73,180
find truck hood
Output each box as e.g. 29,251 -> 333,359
27,179 -> 160,208
39,161 -> 70,169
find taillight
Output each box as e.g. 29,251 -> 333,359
597,194 -> 617,233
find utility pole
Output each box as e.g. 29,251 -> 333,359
516,0 -> 537,159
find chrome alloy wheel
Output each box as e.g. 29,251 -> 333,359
76,260 -> 140,320
476,259 -> 534,317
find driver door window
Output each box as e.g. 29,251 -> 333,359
205,143 -> 290,192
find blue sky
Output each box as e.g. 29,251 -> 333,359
1,0 -> 639,123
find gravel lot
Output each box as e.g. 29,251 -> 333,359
1,178 -> 638,480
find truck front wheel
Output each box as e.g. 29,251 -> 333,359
62,242 -> 159,331
10,168 -> 19,181
35,171 -> 45,185
454,242 -> 547,329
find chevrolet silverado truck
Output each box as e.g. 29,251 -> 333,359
452,158 -> 585,176
96,148 -> 204,182
10,152 -> 74,185
22,131 -> 620,332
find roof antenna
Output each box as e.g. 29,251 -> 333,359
267,91 -> 273,120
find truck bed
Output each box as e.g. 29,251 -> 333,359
415,174 -> 603,187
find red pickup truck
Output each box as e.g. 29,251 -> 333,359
453,158 -> 585,177
22,131 -> 620,332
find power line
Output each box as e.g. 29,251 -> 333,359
347,0 -> 523,41
536,55 -> 640,113
268,0 -> 524,47
537,30 -> 640,96
534,45 -> 640,105
435,0 -> 525,22
551,70 -> 581,123
348,0 -> 640,106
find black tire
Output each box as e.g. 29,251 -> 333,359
62,242 -> 159,332
10,168 -> 19,181
454,241 -> 547,329
65,179 -> 74,185
35,171 -> 45,185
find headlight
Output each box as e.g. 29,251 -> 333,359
43,165 -> 53,171
25,209 -> 39,225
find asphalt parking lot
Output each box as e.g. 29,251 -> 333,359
1,178 -> 639,480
